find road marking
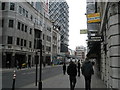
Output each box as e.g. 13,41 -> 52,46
22,72 -> 35,75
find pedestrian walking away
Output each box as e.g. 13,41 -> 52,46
67,60 -> 77,90
6,60 -> 10,68
81,58 -> 94,90
28,60 -> 31,68
63,63 -> 66,75
77,60 -> 81,77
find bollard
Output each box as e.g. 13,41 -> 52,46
12,70 -> 16,90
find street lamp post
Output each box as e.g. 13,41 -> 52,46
38,39 -> 42,90
35,53 -> 38,86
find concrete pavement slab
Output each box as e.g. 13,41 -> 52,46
22,73 -> 106,89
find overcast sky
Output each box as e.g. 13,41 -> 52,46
66,0 -> 87,50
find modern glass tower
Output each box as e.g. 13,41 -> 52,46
49,0 -> 69,53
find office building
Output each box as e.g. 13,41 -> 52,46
0,2 -> 53,67
49,0 -> 69,54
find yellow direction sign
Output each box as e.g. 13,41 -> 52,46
87,13 -> 101,23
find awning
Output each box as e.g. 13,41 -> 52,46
87,42 -> 101,58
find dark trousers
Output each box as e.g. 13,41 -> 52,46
69,76 -> 76,90
84,76 -> 91,90
63,70 -> 66,75
78,69 -> 80,76
6,63 -> 10,68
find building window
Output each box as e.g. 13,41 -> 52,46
30,15 -> 33,21
26,10 -> 28,18
23,8 -> 25,16
29,41 -> 32,48
16,38 -> 20,45
10,3 -> 15,11
42,45 -> 44,50
31,2 -> 34,6
48,46 -> 50,51
35,18 -> 37,24
47,36 -> 51,42
47,27 -> 51,32
1,2 -> 5,10
39,20 -> 42,26
7,36 -> 13,44
19,6 -> 22,14
21,24 -> 24,31
46,46 -> 51,52
24,40 -> 27,47
43,34 -> 44,40
25,25 -> 27,32
30,28 -> 32,34
21,39 -> 23,46
9,19 -> 14,28
17,22 -> 21,30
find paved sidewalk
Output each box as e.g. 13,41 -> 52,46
23,73 -> 106,88
42,74 -> 106,88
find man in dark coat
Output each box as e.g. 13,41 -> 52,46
63,63 -> 66,75
77,60 -> 81,77
81,59 -> 94,90
67,61 -> 77,90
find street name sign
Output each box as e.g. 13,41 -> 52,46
80,29 -> 87,34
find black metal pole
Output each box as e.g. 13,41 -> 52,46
35,61 -> 38,86
38,39 -> 42,90
12,70 -> 16,90
35,55 -> 39,86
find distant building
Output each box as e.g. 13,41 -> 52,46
68,48 -> 75,56
75,46 -> 86,62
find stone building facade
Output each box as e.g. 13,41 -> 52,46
86,0 -> 120,89
97,1 -> 120,89
0,2 -> 53,68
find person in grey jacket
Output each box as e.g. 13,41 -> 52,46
81,58 -> 94,90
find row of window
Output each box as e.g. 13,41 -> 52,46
1,2 -> 15,11
8,36 -> 32,48
46,46 -> 51,52
18,4 -> 42,26
42,45 -> 51,52
7,36 -> 53,49
7,36 -> 53,51
19,6 -> 28,18
17,21 -> 32,34
1,2 -> 43,26
47,36 -> 51,42
1,18 -> 32,35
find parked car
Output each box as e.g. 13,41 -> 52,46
22,63 -> 27,68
